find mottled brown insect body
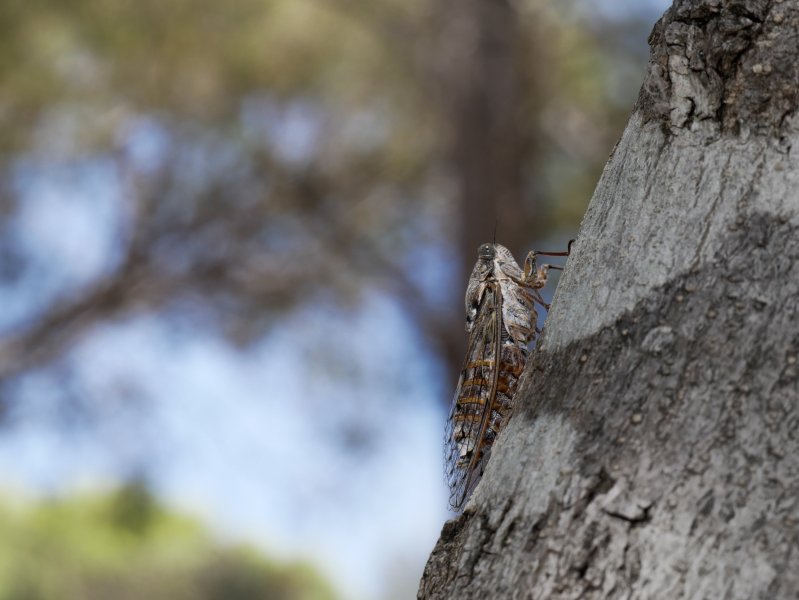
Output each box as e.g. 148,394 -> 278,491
445,242 -> 563,511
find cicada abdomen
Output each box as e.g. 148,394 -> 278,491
445,241 -> 567,511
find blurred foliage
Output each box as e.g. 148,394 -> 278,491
0,482 -> 337,600
0,0 -> 646,204
0,0 -> 654,380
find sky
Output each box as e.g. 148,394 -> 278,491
0,303 -> 447,599
587,0 -> 671,20
0,1 -> 673,598
0,158 -> 453,599
0,152 -> 453,599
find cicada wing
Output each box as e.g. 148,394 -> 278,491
444,284 -> 503,511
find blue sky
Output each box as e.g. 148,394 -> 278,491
586,0 -> 671,20
0,162 -> 449,597
2,110 -> 451,600
0,300 -> 447,599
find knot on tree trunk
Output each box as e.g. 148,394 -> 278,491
638,0 -> 799,139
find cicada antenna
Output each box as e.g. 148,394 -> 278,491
493,217 -> 498,246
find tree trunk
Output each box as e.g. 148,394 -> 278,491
419,0 -> 799,598
432,0 -> 528,264
424,0 -> 532,385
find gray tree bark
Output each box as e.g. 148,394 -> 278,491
419,0 -> 799,598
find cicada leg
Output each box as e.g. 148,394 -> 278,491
522,258 -> 552,290
518,285 -> 549,311
522,252 -> 537,284
523,238 -> 575,285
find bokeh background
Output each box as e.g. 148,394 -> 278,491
0,0 -> 669,598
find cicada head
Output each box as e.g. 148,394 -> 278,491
478,243 -> 495,261
471,243 -> 496,280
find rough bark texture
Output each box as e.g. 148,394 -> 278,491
419,1 -> 799,598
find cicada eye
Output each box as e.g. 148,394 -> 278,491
478,244 -> 495,260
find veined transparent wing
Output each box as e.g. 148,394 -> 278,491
444,282 -> 503,511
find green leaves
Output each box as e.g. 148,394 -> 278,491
0,484 -> 337,600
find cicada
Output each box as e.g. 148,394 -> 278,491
444,241 -> 571,511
